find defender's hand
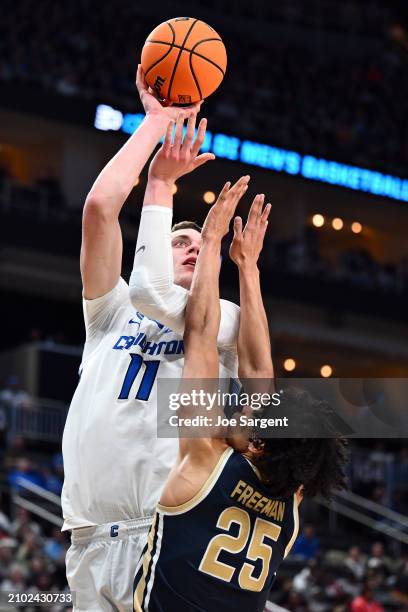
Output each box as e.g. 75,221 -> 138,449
201,176 -> 250,242
136,65 -> 202,121
148,113 -> 215,185
229,194 -> 271,268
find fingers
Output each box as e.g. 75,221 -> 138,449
248,194 -> 264,225
192,152 -> 216,169
261,203 -> 272,224
216,176 -> 249,222
162,120 -> 175,156
170,112 -> 207,159
233,216 -> 243,239
227,175 -> 250,206
173,113 -> 185,150
191,117 -> 208,157
136,64 -> 147,93
181,113 -> 197,153
217,182 -> 231,202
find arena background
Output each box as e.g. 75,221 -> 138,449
0,1 -> 407,610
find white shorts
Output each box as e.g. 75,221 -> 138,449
66,517 -> 152,612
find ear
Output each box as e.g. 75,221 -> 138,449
248,439 -> 265,456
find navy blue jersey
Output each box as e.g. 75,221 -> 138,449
134,448 -> 299,612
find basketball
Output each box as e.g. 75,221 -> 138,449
141,17 -> 227,104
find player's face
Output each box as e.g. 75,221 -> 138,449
226,407 -> 252,452
171,229 -> 202,289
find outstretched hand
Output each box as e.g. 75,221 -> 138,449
148,113 -> 215,185
229,194 -> 271,268
201,176 -> 250,242
136,65 -> 202,121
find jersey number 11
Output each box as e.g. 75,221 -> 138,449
118,354 -> 160,401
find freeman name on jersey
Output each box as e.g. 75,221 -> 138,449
231,479 -> 286,521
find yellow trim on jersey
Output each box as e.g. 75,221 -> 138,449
284,493 -> 300,558
157,447 -> 234,516
134,513 -> 159,612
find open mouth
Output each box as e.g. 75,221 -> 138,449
183,258 -> 196,269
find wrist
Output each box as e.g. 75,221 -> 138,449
144,109 -> 170,125
144,176 -> 174,208
201,232 -> 222,248
237,260 -> 259,274
147,174 -> 175,189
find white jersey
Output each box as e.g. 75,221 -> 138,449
62,278 -> 238,531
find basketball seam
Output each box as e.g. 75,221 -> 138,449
167,18 -> 199,101
146,39 -> 226,77
144,22 -> 175,80
190,38 -> 226,76
189,48 -> 202,100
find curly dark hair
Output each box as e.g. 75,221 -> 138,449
251,387 -> 349,501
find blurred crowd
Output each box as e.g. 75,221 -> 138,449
0,501 -> 70,611
1,1 -> 408,175
272,529 -> 408,611
0,448 -> 68,610
262,232 -> 408,297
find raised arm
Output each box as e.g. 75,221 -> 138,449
128,116 -> 241,347
81,66 -> 200,299
183,181 -> 248,377
159,182 -> 248,507
230,195 -> 273,380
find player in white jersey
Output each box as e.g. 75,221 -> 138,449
62,67 -> 246,611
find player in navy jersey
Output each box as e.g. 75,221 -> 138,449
134,186 -> 348,611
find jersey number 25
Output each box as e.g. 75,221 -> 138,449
199,507 -> 281,592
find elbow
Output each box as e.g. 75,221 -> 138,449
238,366 -> 274,380
129,280 -> 167,321
83,194 -> 110,220
84,191 -> 123,220
129,282 -> 151,311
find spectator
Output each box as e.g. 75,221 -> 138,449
345,546 -> 366,581
292,558 -> 327,605
8,458 -> 44,492
0,539 -> 17,581
367,542 -> 391,575
351,583 -> 384,612
292,524 -> 321,560
0,375 -> 31,409
11,508 -> 42,538
0,562 -> 27,592
16,530 -> 41,566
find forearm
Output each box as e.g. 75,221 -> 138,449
185,238 -> 221,341
88,113 -> 169,214
129,204 -> 187,334
237,264 -> 273,379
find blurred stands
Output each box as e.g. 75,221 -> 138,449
1,0 -> 408,175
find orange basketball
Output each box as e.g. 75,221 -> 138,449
141,17 -> 227,104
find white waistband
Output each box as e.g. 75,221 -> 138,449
71,516 -> 153,544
